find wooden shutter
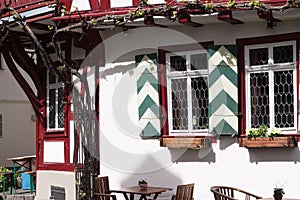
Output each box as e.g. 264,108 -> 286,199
136,54 -> 161,138
208,45 -> 238,136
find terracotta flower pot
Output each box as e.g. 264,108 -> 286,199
139,184 -> 148,191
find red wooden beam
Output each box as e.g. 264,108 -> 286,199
99,0 -> 110,11
89,0 -> 101,11
9,35 -> 44,96
2,41 -> 43,119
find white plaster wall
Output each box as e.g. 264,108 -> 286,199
0,54 -> 30,100
35,171 -> 76,200
0,101 -> 36,166
98,19 -> 300,200
0,54 -> 36,167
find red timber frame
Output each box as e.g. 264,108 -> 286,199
236,32 -> 300,138
1,29 -> 103,172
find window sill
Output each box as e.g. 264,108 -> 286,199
161,137 -> 212,149
239,136 -> 298,148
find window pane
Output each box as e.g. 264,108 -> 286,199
191,54 -> 207,70
274,70 -> 294,128
249,48 -> 268,66
49,71 -> 56,84
250,72 -> 269,128
273,45 -> 293,64
58,87 -> 64,128
49,89 -> 56,129
171,78 -> 188,130
191,77 -> 208,130
170,55 -> 187,72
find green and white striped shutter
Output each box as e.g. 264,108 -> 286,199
208,45 -> 238,136
136,54 -> 161,138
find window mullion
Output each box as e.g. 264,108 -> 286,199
186,55 -> 192,132
187,76 -> 192,132
269,70 -> 275,128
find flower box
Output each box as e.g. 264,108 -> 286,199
239,136 -> 298,148
161,137 -> 212,149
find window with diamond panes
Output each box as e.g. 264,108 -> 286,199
167,51 -> 208,135
47,70 -> 65,131
245,42 -> 296,133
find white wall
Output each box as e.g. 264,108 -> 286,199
97,19 -> 300,200
35,171 -> 76,200
0,54 -> 36,167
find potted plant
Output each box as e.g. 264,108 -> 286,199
138,179 -> 148,191
239,126 -> 298,148
273,187 -> 284,200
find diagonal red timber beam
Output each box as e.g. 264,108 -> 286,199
2,41 -> 43,120
9,35 -> 44,97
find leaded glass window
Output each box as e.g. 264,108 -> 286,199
47,70 -> 65,131
167,51 -> 208,135
245,41 -> 296,133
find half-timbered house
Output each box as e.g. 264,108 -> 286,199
1,0 -> 300,199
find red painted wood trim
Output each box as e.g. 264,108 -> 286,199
132,0 -> 139,7
100,0 -> 111,11
0,0 -> 56,10
38,163 -> 75,172
9,35 -> 44,96
236,32 -> 300,136
89,0 -> 101,11
158,41 -> 213,137
26,14 -> 54,24
158,49 -> 168,137
52,8 -> 137,21
0,1 -> 56,18
2,43 -> 42,118
59,0 -> 73,12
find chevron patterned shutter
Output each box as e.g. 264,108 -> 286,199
136,54 -> 161,138
208,45 -> 238,136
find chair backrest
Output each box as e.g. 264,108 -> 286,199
94,176 -> 111,195
173,183 -> 194,200
210,186 -> 262,200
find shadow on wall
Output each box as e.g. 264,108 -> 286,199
169,148 -> 216,163
212,136 -> 300,163
118,156 -> 183,200
219,136 -> 239,150
248,147 -> 300,163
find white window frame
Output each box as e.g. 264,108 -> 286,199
166,50 -> 208,136
245,41 -> 297,134
46,71 -> 65,131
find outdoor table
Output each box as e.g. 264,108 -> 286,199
111,186 -> 172,200
7,155 -> 36,194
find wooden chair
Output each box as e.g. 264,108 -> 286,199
210,186 -> 262,200
94,176 -> 117,200
172,183 -> 194,200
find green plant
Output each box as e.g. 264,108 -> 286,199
246,125 -> 282,139
138,179 -> 148,185
274,188 -> 284,195
0,166 -> 12,191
